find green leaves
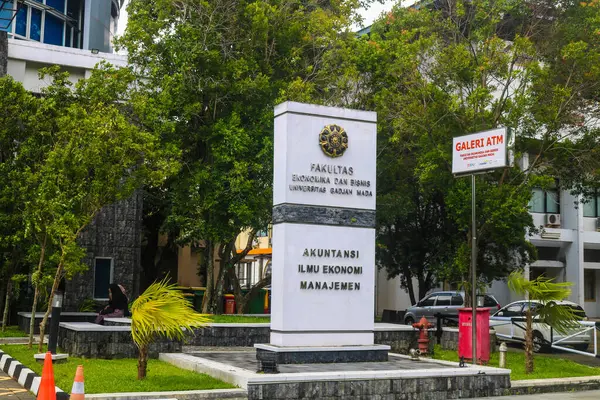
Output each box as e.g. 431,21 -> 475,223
356,1 -> 600,299
508,270 -> 580,335
131,278 -> 209,346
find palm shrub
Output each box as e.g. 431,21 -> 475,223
131,279 -> 209,379
508,270 -> 581,374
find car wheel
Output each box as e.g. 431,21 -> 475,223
532,331 -> 547,353
574,343 -> 589,352
405,316 -> 415,326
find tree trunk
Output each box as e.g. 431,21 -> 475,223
211,242 -> 233,314
213,268 -> 225,314
405,273 -> 416,306
524,309 -> 534,374
137,345 -> 148,380
2,280 -> 11,332
38,259 -> 64,353
228,269 -> 246,314
201,241 -> 214,314
28,235 -> 47,348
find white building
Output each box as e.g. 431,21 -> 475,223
1,0 -> 126,92
377,152 -> 600,319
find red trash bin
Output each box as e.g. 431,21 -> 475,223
458,308 -> 490,364
224,294 -> 236,314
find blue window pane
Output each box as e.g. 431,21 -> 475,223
15,4 -> 26,36
546,190 -> 559,213
46,0 -> 66,13
583,196 -> 596,218
529,188 -> 545,213
0,2 -> 12,31
30,7 -> 42,41
44,13 -> 63,45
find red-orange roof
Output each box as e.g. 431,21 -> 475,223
236,247 -> 272,255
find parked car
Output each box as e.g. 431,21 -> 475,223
403,291 -> 500,325
490,300 -> 590,353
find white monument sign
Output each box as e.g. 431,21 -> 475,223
270,102 -> 377,347
452,127 -> 508,175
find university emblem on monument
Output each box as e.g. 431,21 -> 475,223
319,124 -> 348,158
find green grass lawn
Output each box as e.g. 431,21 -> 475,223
431,345 -> 600,381
0,345 -> 235,394
207,315 -> 270,323
0,326 -> 27,338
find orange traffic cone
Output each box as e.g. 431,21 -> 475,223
37,352 -> 56,400
70,365 -> 85,400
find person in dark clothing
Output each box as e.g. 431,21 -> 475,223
95,284 -> 130,324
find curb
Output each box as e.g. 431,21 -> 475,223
0,349 -> 69,399
509,375 -> 600,396
85,388 -> 248,399
0,336 -> 47,345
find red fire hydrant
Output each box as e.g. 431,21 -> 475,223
412,316 -> 433,355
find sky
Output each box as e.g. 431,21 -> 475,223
116,0 -> 399,37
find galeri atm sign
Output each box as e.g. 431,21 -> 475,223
452,127 -> 508,175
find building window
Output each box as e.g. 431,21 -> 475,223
0,2 -> 13,31
529,187 -> 560,213
30,6 -> 42,41
2,0 -> 82,48
94,258 -> 113,300
256,229 -> 268,238
584,269 -> 596,302
583,191 -> 600,218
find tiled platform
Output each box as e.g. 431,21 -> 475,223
160,350 -> 512,400
188,351 -> 447,373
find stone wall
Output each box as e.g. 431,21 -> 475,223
18,312 -> 98,334
186,325 -> 270,347
58,324 -> 180,358
374,329 -> 436,354
0,31 -> 7,77
161,324 -> 496,353
65,192 -> 143,310
440,327 -> 497,353
247,374 -> 511,400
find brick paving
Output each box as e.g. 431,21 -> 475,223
0,369 -> 34,399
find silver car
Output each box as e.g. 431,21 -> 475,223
490,300 -> 591,353
404,291 -> 500,325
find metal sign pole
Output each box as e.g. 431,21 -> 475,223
452,127 -> 508,366
471,174 -> 477,365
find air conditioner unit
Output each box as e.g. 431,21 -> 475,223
545,213 -> 561,227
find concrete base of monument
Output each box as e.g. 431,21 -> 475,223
254,344 -> 390,371
160,351 -> 512,400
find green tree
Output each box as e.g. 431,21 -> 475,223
328,0 -> 600,302
131,279 -> 208,379
29,65 -> 176,351
0,77 -> 36,329
508,270 -> 581,374
118,0 -> 368,312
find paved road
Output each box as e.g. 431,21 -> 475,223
0,369 -> 34,399
474,390 -> 600,399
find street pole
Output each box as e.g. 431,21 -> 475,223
48,291 -> 63,354
471,174 -> 477,365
